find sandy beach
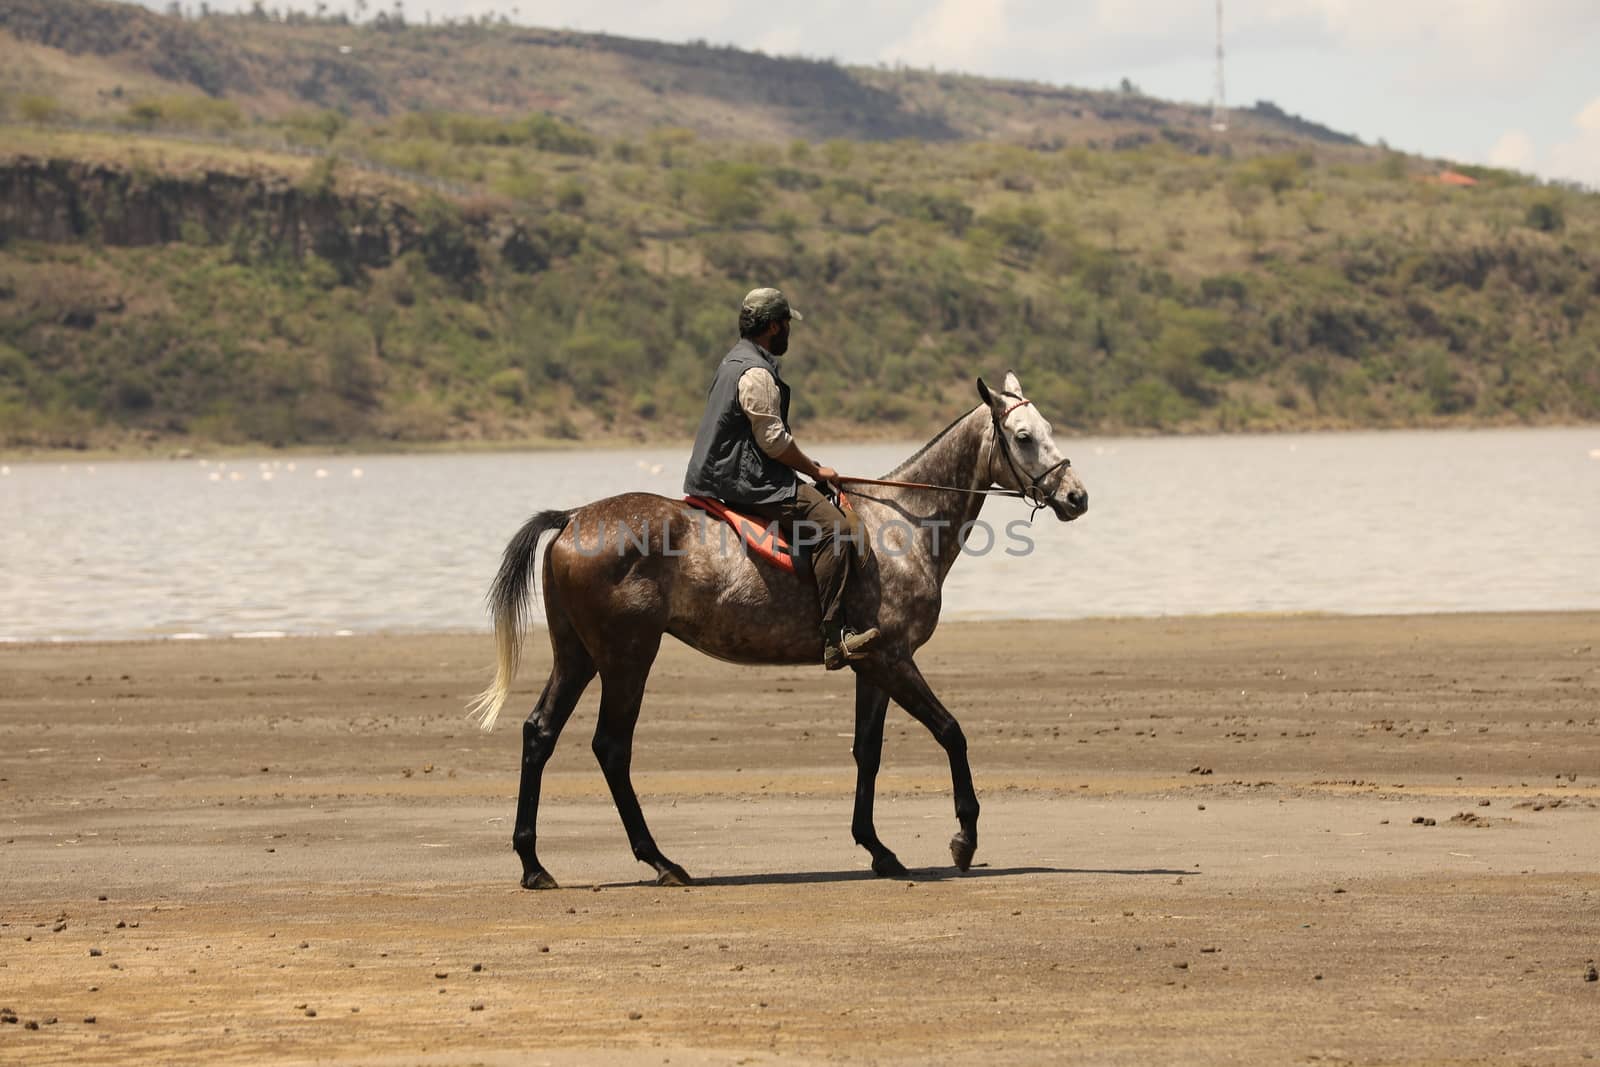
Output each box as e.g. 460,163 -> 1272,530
2,613 -> 1598,1064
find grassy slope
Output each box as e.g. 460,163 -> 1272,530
0,0 -> 1359,148
1,3 -> 1597,453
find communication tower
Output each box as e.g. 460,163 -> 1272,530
1210,0 -> 1228,132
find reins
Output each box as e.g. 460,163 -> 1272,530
835,395 -> 1071,521
834,476 -> 1033,498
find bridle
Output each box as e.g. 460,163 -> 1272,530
836,393 -> 1072,521
987,394 -> 1072,518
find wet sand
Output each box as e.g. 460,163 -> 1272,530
2,613 -> 1598,1064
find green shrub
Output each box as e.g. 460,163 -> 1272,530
285,109 -> 347,145
120,95 -> 243,132
300,155 -> 340,197
488,367 -> 527,404
1116,378 -> 1192,427
114,378 -> 155,412
555,179 -> 587,212
517,113 -> 597,155
1248,154 -> 1304,201
689,162 -> 765,226
18,95 -> 61,124
1525,198 -> 1565,233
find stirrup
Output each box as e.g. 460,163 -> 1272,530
823,627 -> 880,670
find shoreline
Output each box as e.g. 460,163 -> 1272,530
4,607 -> 1599,648
5,415 -> 1598,465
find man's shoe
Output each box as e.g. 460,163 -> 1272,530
823,627 -> 880,671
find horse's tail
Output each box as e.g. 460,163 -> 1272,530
468,508 -> 573,732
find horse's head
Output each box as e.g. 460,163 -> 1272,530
977,372 -> 1088,522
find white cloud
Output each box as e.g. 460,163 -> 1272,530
1577,96 -> 1600,134
1488,130 -> 1536,171
1266,0 -> 1597,77
753,26 -> 804,57
1067,0 -> 1600,89
879,0 -> 1014,72
1548,96 -> 1600,189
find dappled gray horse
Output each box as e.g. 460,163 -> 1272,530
471,373 -> 1088,888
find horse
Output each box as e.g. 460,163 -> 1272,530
470,372 -> 1088,888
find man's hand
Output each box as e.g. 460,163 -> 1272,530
774,440 -> 838,484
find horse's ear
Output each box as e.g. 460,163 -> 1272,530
1003,370 -> 1023,396
975,377 -> 994,405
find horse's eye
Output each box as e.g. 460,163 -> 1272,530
1016,431 -> 1031,443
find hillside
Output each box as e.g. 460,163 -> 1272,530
0,0 -> 1367,151
1,0 -> 1597,453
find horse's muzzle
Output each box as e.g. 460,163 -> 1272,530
1050,488 -> 1088,521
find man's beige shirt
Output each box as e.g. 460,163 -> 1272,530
737,361 -> 794,459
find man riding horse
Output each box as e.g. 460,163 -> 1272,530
473,317 -> 1089,886
683,287 -> 880,670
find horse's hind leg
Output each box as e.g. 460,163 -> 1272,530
591,635 -> 690,886
851,676 -> 909,878
513,628 -> 596,890
863,657 -> 980,872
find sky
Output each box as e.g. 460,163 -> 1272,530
134,0 -> 1600,188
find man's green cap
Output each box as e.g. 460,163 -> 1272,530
741,287 -> 803,327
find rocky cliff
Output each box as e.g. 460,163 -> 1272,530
1,156 -> 416,266
0,155 -> 573,291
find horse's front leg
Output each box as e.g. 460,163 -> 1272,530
851,675 -> 908,877
861,656 -> 980,871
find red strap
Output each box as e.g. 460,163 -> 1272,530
682,496 -> 796,573
1001,398 -> 1033,419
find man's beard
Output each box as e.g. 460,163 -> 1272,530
769,323 -> 790,356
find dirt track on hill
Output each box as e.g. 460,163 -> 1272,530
3,613 -> 1599,1064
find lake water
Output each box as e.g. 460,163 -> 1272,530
2,428 -> 1598,643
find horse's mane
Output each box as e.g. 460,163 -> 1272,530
885,405 -> 982,480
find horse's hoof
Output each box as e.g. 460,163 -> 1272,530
521,869 -> 560,890
949,834 -> 976,872
656,865 -> 692,887
871,854 -> 909,878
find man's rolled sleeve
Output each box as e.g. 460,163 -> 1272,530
737,367 -> 794,459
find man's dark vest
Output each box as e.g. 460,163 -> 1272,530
683,339 -> 798,507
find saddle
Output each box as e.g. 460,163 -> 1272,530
682,490 -> 855,575
682,496 -> 797,573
